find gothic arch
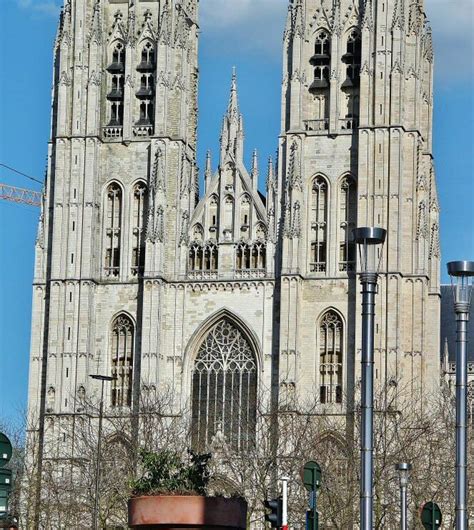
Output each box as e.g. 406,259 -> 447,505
102,181 -> 125,278
188,312 -> 259,452
130,177 -> 148,190
317,309 -> 345,404
184,308 -> 263,376
316,306 -> 346,328
306,172 -> 330,189
109,313 -> 136,407
337,174 -> 357,272
315,430 -> 348,455
311,26 -> 331,37
308,175 -> 330,273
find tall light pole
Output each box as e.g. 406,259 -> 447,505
353,227 -> 387,530
447,260 -> 474,530
89,374 -> 114,530
395,463 -> 412,530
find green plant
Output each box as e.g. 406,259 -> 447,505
131,449 -> 211,496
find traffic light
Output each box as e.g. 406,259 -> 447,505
264,497 -> 282,528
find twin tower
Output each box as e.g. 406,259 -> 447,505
28,0 -> 440,462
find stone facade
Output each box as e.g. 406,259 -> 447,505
26,0 -> 441,517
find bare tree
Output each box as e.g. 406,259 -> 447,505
7,382 -> 459,529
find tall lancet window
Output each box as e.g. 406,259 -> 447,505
106,43 -> 126,130
111,315 -> 135,407
310,177 -> 328,272
309,30 -> 331,128
341,29 -> 361,129
339,177 -> 357,272
319,311 -> 343,404
131,182 -> 147,276
136,42 -> 156,133
105,183 -> 122,277
191,319 -> 257,452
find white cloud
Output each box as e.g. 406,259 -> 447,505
200,0 -> 474,82
426,0 -> 474,82
17,0 -> 61,17
200,0 -> 287,58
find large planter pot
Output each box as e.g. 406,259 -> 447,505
128,495 -> 247,530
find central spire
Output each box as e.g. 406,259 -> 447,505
220,68 -> 244,166
227,67 -> 239,119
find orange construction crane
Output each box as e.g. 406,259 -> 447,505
0,183 -> 42,207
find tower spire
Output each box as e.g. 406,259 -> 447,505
251,149 -> 259,191
228,66 -> 239,118
205,150 -> 212,193
220,68 -> 244,165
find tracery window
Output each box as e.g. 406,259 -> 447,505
339,177 -> 357,272
110,314 -> 135,407
310,30 -> 331,90
310,177 -> 328,272
342,29 -> 362,86
236,242 -> 266,271
319,311 -> 343,404
136,42 -> 155,130
106,43 -> 126,128
189,242 -> 218,272
340,29 -> 361,129
104,183 -> 122,277
131,182 -> 147,276
191,319 -> 257,452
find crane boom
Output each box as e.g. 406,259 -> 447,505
0,183 -> 42,207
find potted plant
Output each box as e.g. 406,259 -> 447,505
128,450 -> 247,529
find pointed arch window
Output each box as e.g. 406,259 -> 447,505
191,318 -> 257,452
136,42 -> 155,133
310,30 -> 331,90
236,242 -> 266,272
319,311 -> 343,404
131,182 -> 147,276
339,177 -> 357,272
310,177 -> 328,272
189,242 -> 218,273
106,43 -> 126,129
342,29 -> 362,86
104,183 -> 122,277
110,315 -> 135,407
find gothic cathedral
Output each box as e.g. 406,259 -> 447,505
27,0 -> 440,499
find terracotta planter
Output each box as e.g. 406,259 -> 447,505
128,495 -> 247,530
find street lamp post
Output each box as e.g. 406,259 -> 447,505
395,463 -> 412,530
90,374 -> 115,530
447,260 -> 474,530
353,227 -> 387,530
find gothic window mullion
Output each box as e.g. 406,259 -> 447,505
110,315 -> 134,408
191,319 -> 257,452
319,311 -> 343,405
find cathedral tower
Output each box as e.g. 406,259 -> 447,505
277,0 -> 440,408
27,0 -> 199,520
25,0 -> 442,525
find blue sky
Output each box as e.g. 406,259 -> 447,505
0,0 -> 473,424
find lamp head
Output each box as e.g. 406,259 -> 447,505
353,227 -> 387,274
395,462 -> 412,486
447,261 -> 474,308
